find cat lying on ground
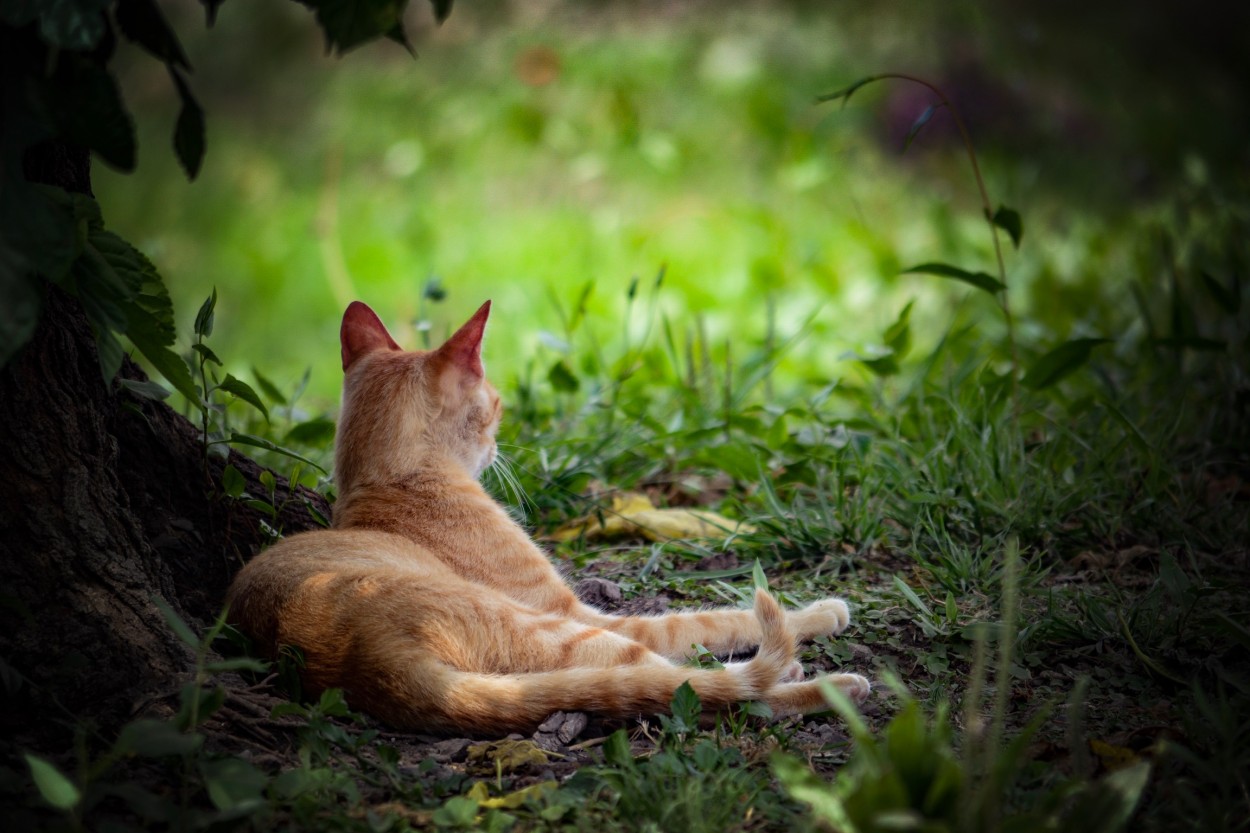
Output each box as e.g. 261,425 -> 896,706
227,300 -> 869,734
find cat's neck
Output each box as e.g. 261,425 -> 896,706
333,462 -> 532,560
335,459 -> 485,524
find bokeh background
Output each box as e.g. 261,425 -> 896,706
95,0 -> 1250,406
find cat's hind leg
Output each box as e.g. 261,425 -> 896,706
378,590 -> 806,734
578,594 -> 853,660
787,598 -> 851,641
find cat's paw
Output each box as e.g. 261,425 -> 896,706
788,598 -> 851,641
826,673 -> 871,704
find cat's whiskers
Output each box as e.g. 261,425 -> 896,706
485,449 -> 535,513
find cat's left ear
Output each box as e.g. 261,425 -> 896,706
435,300 -> 491,382
341,301 -> 401,371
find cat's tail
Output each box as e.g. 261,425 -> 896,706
371,589 -> 800,734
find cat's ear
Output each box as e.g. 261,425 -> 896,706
434,300 -> 491,382
341,301 -> 401,371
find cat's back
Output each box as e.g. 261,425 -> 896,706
227,528 -> 455,658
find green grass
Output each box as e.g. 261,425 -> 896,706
18,2 -> 1249,831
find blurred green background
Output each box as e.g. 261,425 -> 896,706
95,0 -> 1250,407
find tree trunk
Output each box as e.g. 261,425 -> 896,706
0,145 -> 329,746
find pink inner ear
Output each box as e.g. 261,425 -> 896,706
341,301 -> 401,371
436,300 -> 491,379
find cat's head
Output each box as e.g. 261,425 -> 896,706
334,300 -> 502,491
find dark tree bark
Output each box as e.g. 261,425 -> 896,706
0,145 -> 329,746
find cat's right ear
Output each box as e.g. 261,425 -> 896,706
341,301 -> 401,371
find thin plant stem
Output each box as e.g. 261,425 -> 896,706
821,74 -> 1021,416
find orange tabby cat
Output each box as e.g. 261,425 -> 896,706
227,301 -> 869,734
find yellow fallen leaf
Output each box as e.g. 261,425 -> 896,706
466,739 -> 550,772
549,491 -> 755,543
466,780 -> 559,809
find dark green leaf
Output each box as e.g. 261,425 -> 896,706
116,0 -> 190,67
24,754 -> 80,811
152,594 -> 199,648
120,378 -> 171,401
991,205 -> 1024,249
548,359 -> 579,393
285,417 -> 336,447
304,0 -> 409,53
94,330 -> 126,383
170,67 -> 205,180
902,103 -> 940,151
385,20 -> 414,55
670,681 -> 701,730
219,375 -> 270,421
603,729 -> 635,768
1021,338 -> 1112,390
221,464 -> 245,498
69,250 -> 130,336
129,329 -> 199,404
193,342 -> 222,366
252,367 -> 287,405
902,262 -> 1005,294
316,687 -> 351,716
114,719 -> 203,758
226,433 -> 327,473
428,0 -> 453,23
81,226 -> 199,401
194,289 -> 217,338
57,202 -> 149,383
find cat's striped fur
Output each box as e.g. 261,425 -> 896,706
227,301 -> 869,734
